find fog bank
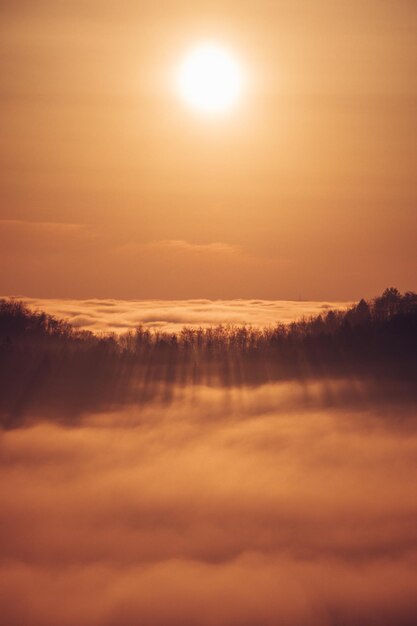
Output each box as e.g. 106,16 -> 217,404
1,384 -> 417,625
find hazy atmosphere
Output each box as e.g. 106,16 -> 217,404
2,389 -> 417,626
1,1 -> 416,299
1,2 -> 416,625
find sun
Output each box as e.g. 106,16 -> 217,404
177,43 -> 244,115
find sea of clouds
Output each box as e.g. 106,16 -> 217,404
12,297 -> 351,333
1,381 -> 417,625
2,295 -> 415,625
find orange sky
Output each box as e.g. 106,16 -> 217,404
0,0 -> 416,299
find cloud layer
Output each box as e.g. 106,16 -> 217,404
11,296 -> 350,333
1,384 -> 417,625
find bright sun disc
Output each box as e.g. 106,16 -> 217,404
177,43 -> 244,114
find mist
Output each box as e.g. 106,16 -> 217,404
1,291 -> 417,624
1,384 -> 417,626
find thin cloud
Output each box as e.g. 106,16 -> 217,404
146,239 -> 241,255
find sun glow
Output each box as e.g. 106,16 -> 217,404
177,43 -> 244,115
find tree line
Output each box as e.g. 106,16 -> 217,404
0,288 -> 416,424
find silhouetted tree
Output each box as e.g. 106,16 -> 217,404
1,288 -> 416,424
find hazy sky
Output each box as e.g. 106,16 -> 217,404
1,0 -> 416,299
